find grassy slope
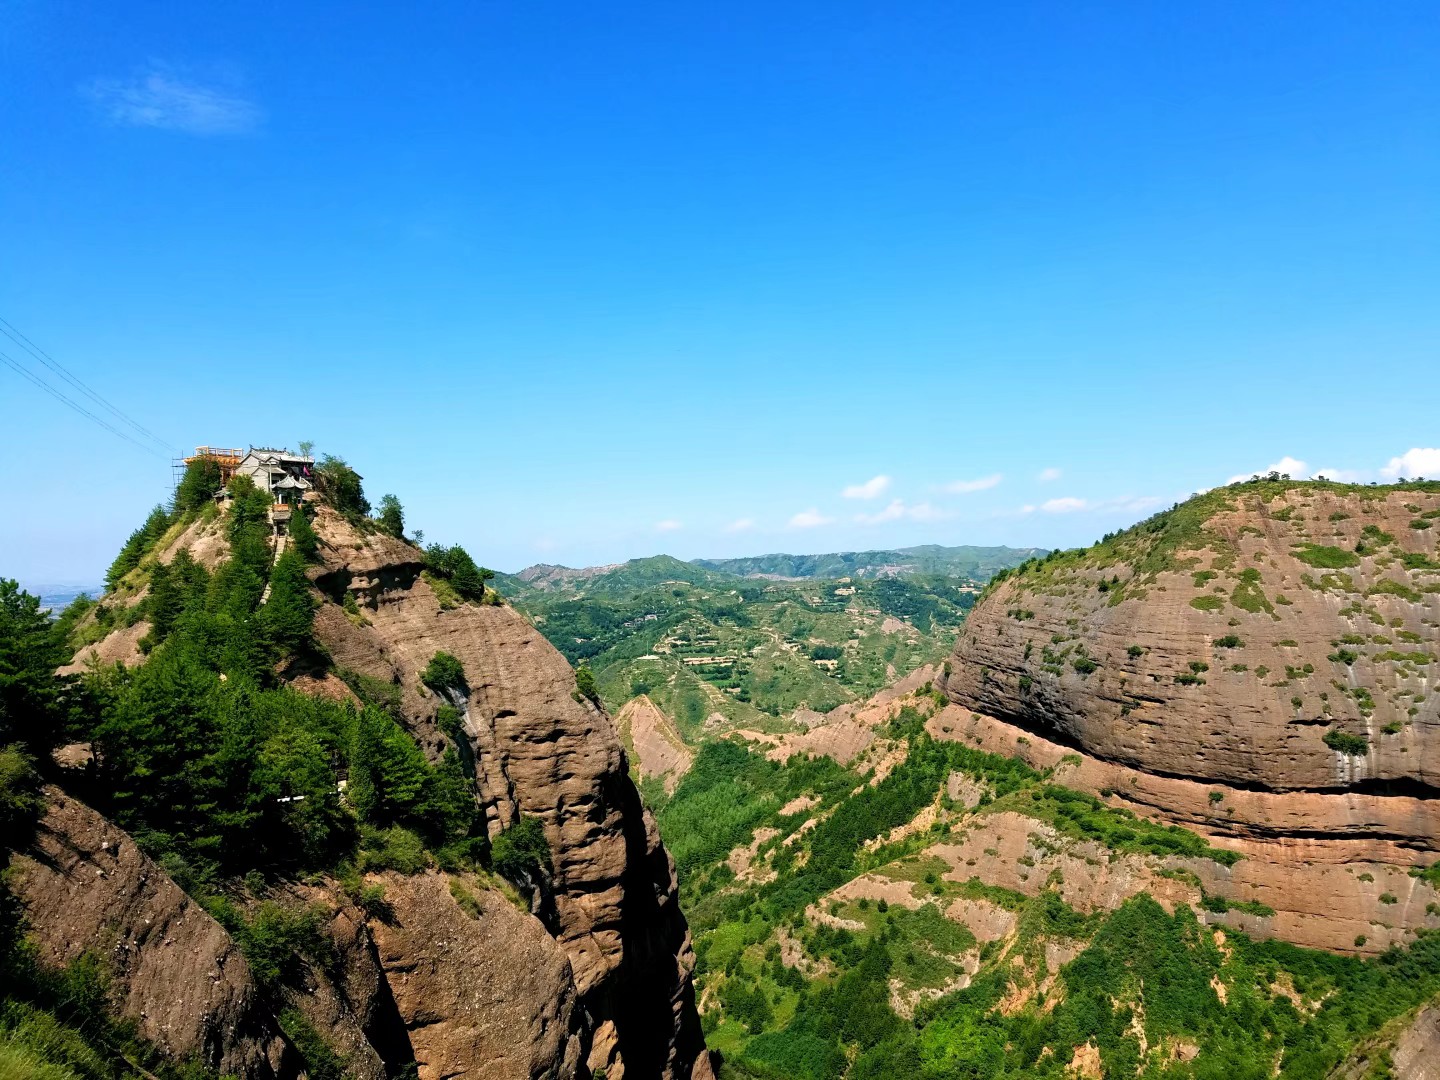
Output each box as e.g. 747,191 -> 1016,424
652,699 -> 1440,1080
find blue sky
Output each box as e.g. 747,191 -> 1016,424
2,2 -> 1437,585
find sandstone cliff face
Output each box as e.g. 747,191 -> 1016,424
935,482 -> 1440,954
307,508 -> 711,1080
363,872 -> 585,1080
944,485 -> 1439,792
615,696 -> 694,794
6,789 -> 599,1079
8,789 -> 296,1079
43,501 -> 711,1079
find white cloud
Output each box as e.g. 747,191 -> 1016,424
1381,447 -> 1440,479
788,508 -> 834,529
1041,496 -> 1088,514
724,518 -> 755,533
1311,467 -> 1367,483
1227,456 -> 1308,486
854,499 -> 953,525
86,65 -> 261,135
1037,467 -> 1062,483
655,519 -> 683,532
841,475 -> 891,500
942,473 -> 1002,494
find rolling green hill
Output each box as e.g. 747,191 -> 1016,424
692,544 -> 1046,581
510,570 -> 979,735
503,546 -> 1046,737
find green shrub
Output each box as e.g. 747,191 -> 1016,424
288,504 -> 319,561
1295,544 -> 1361,569
492,815 -> 551,883
574,664 -> 600,704
1190,595 -> 1224,611
173,457 -> 223,513
376,494 -> 405,538
421,651 -> 466,695
105,505 -> 172,587
424,544 -> 494,603
314,455 -> 370,516
1324,729 -> 1369,756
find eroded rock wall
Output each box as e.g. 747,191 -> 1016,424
943,486 -> 1439,792
308,508 -> 711,1080
7,789 -> 297,1079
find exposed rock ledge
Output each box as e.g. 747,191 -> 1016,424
926,704 -> 1440,955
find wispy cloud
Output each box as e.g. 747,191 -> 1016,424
788,508 -> 834,529
942,473 -> 1002,494
85,64 -> 261,135
724,518 -> 756,533
841,475 -> 891,500
655,519 -> 683,532
1037,467 -> 1062,483
854,499 -> 952,525
1040,496 -> 1088,514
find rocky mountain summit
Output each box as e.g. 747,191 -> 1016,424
7,482 -> 712,1080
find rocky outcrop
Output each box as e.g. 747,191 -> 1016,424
44,498 -> 712,1078
938,482 -> 1440,954
924,703 -> 1440,954
943,484 -> 1439,792
616,696 -> 694,793
7,789 -> 296,1078
307,508 -> 712,1080
364,872 -> 585,1080
1334,996 -> 1440,1079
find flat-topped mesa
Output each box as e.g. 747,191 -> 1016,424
942,480 -> 1440,797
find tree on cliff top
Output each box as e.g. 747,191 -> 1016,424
314,455 -> 370,517
173,456 -> 223,514
377,494 -> 405,539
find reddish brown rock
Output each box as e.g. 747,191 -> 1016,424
616,695 -> 694,793
364,871 -> 585,1080
936,482 -> 1440,954
7,789 -> 296,1079
943,484 -> 1440,792
308,507 -> 711,1079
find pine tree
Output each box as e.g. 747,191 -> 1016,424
377,494 -> 405,538
288,504 -> 319,561
263,550 -> 317,655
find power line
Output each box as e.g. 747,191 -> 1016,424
0,316 -> 176,456
0,346 -> 169,459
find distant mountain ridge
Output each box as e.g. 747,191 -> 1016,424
691,543 -> 1046,581
505,545 -> 1044,597
506,554 -> 730,597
